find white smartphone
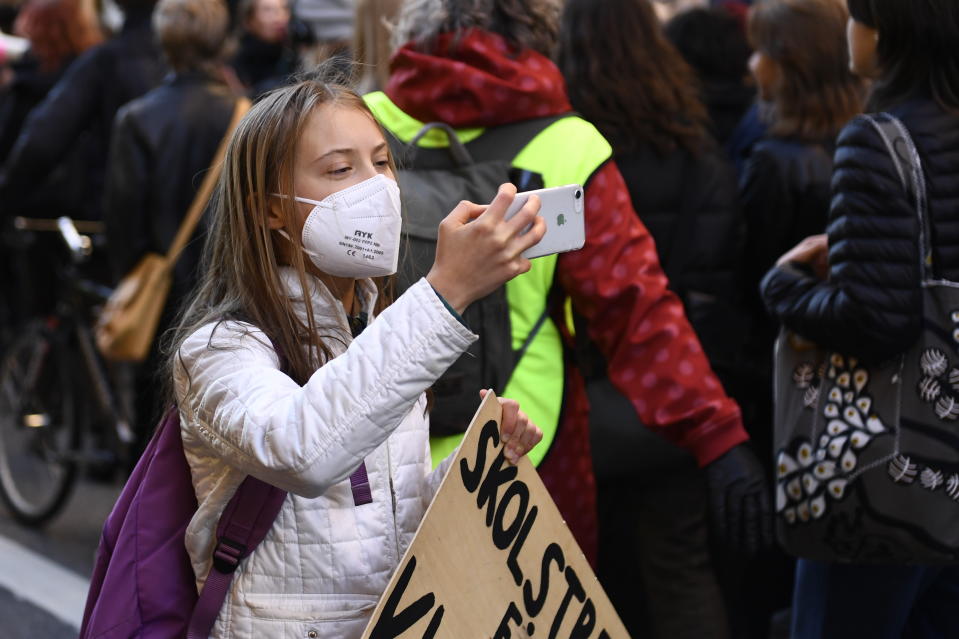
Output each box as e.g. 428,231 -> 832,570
503,184 -> 586,259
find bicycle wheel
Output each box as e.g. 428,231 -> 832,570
0,317 -> 79,526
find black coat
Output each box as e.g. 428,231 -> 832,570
737,134 -> 835,437
0,11 -> 165,219
740,136 -> 834,302
616,141 -> 747,382
231,33 -> 298,96
0,52 -> 68,163
104,72 -> 237,309
761,98 -> 959,364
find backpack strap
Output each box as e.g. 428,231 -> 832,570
513,307 -> 550,369
391,114 -> 574,170
186,476 -> 286,639
400,122 -> 474,167
184,333 -> 371,638
465,114 -> 573,164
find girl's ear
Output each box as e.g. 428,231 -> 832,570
264,196 -> 286,230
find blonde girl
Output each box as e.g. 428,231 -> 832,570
168,76 -> 544,638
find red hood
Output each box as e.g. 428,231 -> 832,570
385,30 -> 572,129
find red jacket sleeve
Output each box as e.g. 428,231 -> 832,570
557,161 -> 749,466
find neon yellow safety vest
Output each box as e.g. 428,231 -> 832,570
365,91 -> 612,467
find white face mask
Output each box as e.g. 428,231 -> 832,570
275,174 -> 402,278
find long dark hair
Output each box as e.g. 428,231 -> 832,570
748,0 -> 863,141
557,0 -> 709,156
848,0 -> 959,112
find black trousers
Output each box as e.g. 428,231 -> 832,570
597,461 -> 729,639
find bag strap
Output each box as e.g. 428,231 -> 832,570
186,475 -> 287,639
862,113 -> 933,280
167,98 -> 252,265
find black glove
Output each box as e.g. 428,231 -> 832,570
704,443 -> 774,555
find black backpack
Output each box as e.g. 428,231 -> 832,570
387,117 -> 566,436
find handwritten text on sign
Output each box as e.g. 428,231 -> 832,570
362,392 -> 629,639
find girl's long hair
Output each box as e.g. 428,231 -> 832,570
557,0 -> 710,156
748,0 -> 864,141
164,76 -> 395,390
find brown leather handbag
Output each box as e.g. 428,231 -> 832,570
95,98 -> 250,361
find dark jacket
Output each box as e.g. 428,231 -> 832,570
701,79 -> 756,149
0,10 -> 165,219
741,134 -> 834,390
104,72 -> 237,310
231,33 -> 297,95
761,98 -> 959,364
0,52 -> 69,163
741,136 -> 834,301
616,141 -> 747,382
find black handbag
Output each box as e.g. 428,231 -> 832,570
773,113 -> 959,563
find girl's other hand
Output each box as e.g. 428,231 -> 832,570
479,389 -> 543,465
426,183 -> 546,314
777,234 -> 829,279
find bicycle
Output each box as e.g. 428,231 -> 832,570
0,216 -> 136,526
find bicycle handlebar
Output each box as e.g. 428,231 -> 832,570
12,216 -> 98,263
56,217 -> 93,261
12,217 -> 104,234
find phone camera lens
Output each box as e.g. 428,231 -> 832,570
574,190 -> 582,200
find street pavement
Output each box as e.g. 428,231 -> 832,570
0,477 -> 120,637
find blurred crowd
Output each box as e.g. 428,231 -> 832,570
2,0 -> 957,637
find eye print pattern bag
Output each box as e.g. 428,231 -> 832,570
773,113 -> 959,564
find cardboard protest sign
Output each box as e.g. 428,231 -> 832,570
362,391 -> 630,639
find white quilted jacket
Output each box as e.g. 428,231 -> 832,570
173,269 -> 476,638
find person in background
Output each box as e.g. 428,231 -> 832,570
740,0 -> 863,461
0,0 -> 165,220
0,0 -> 102,332
0,28 -> 29,67
665,5 -> 754,149
295,0 -> 352,55
0,0 -> 101,161
370,0 -> 772,568
103,0 -> 240,448
353,0 -> 399,92
0,0 -> 20,33
732,2 -> 864,633
557,1 -> 743,637
762,0 -> 959,636
231,0 -> 298,93
650,0 -> 706,22
742,0 -> 863,301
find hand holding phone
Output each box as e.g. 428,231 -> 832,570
503,184 -> 586,259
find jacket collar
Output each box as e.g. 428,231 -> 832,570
167,69 -> 225,87
277,267 -> 378,337
385,29 -> 572,128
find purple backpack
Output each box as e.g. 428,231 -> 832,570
78,407 -> 287,639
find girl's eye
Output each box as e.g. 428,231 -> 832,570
375,159 -> 390,167
329,166 -> 352,176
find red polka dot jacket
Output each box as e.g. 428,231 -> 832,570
386,30 -> 750,560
